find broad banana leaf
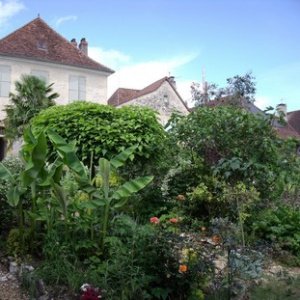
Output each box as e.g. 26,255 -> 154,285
51,182 -> 67,217
47,130 -> 87,179
112,176 -> 153,200
98,158 -> 110,199
7,186 -> 21,207
0,163 -> 22,207
0,163 -> 13,181
21,130 -> 48,186
110,145 -> 137,169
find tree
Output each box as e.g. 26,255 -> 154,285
4,75 -> 59,143
191,72 -> 256,106
166,105 -> 297,220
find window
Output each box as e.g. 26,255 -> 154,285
69,75 -> 86,101
0,65 -> 11,97
37,40 -> 48,51
31,70 -> 49,83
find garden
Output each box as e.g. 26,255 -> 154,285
1,76 -> 300,299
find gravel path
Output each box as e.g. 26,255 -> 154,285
0,262 -> 28,300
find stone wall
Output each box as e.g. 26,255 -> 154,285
118,81 -> 189,125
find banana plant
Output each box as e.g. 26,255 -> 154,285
94,146 -> 154,251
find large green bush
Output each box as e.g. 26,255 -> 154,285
31,102 -> 166,167
168,106 -> 295,201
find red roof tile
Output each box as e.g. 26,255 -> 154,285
108,76 -> 189,110
0,17 -> 114,73
107,88 -> 140,106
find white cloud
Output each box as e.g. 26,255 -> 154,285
55,15 -> 77,27
89,47 -> 131,70
255,95 -> 273,110
89,45 -> 197,102
0,0 -> 24,27
176,80 -> 193,106
106,53 -> 197,98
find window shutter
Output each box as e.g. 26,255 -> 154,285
78,76 -> 86,100
69,75 -> 79,101
69,75 -> 86,101
0,65 -> 11,97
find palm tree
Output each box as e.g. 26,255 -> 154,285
4,75 -> 59,144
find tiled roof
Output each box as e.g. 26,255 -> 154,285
108,76 -> 189,110
273,110 -> 300,140
0,17 -> 114,74
275,124 -> 300,139
287,110 -> 300,135
204,97 -> 265,115
107,88 -> 140,106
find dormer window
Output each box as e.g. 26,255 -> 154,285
37,40 -> 47,51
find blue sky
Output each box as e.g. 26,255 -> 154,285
0,0 -> 299,110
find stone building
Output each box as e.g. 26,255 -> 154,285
108,76 -> 189,125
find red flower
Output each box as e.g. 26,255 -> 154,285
80,284 -> 101,300
169,218 -> 178,224
80,288 -> 101,300
150,217 -> 160,224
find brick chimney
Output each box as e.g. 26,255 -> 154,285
70,38 -> 77,47
168,76 -> 176,89
79,38 -> 88,55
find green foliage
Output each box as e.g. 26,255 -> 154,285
4,74 -> 58,143
6,227 -> 31,258
169,106 -> 290,202
249,276 -> 300,300
31,101 -> 165,167
253,205 -> 300,256
0,157 -> 24,235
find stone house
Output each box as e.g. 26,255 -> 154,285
107,76 -> 190,125
0,17 -> 114,158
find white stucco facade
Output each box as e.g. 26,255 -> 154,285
0,55 -> 109,120
118,81 -> 189,125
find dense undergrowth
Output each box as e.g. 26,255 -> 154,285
1,102 -> 300,299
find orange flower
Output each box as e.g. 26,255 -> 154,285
176,194 -> 186,201
179,264 -> 188,273
150,217 -> 160,224
169,218 -> 179,224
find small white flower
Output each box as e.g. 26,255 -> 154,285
80,283 -> 90,292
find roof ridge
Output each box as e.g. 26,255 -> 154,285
117,87 -> 141,91
0,17 -> 40,42
0,17 -> 114,73
34,18 -> 114,73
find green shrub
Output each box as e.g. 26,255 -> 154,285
169,106 -> 287,201
31,102 -> 166,167
0,157 -> 24,236
253,205 -> 300,256
6,227 -> 31,258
